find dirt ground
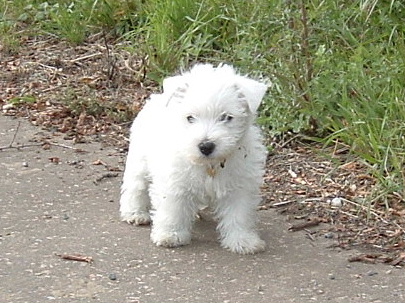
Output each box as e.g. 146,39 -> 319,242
1,112 -> 405,303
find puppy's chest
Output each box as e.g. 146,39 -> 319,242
200,168 -> 228,204
195,156 -> 241,203
204,176 -> 218,200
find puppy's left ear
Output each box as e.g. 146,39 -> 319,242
163,76 -> 187,96
236,77 -> 269,113
163,75 -> 189,106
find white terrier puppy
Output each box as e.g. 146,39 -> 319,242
120,63 -> 268,254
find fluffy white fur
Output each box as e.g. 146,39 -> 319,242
120,63 -> 268,254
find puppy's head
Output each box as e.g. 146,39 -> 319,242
163,64 -> 268,165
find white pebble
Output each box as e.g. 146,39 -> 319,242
2,103 -> 15,110
331,197 -> 342,207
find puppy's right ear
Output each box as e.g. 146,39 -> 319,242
163,75 -> 189,106
235,77 -> 268,113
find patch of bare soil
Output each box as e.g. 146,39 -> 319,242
1,35 -> 404,266
1,34 -> 153,148
262,145 -> 405,266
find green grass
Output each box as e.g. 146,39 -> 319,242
303,1 -> 405,199
0,0 -> 137,44
1,0 -> 405,205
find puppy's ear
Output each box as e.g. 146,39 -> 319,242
235,77 -> 268,113
163,76 -> 187,96
163,75 -> 189,106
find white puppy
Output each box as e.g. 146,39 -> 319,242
120,63 -> 268,254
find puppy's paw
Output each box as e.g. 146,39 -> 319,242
121,211 -> 151,225
221,232 -> 266,254
151,229 -> 191,248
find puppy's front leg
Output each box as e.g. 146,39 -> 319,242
150,190 -> 198,248
216,191 -> 265,254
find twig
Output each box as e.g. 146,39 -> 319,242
341,197 -> 404,231
0,121 -> 21,150
93,172 -> 119,185
5,121 -> 21,150
348,253 -> 379,264
289,217 -> 322,231
277,134 -> 302,149
25,61 -> 59,71
10,121 -> 21,146
338,210 -> 360,218
271,200 -> 296,207
300,0 -> 313,83
102,30 -> 118,81
41,85 -> 62,93
0,138 -> 87,153
0,121 -> 87,152
48,142 -> 87,152
69,52 -> 103,63
342,198 -> 385,216
300,197 -> 324,203
56,253 -> 93,263
0,143 -> 44,151
390,252 -> 405,266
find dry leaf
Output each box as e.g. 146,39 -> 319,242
92,159 -> 106,166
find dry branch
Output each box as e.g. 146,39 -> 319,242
56,253 -> 93,263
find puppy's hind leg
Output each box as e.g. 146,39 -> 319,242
120,155 -> 151,225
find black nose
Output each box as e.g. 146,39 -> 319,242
198,141 -> 215,156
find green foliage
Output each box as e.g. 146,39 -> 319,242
0,0 -> 138,44
0,1 -> 21,53
125,0 -> 240,79
8,95 -> 37,105
63,88 -> 134,122
303,1 -> 405,195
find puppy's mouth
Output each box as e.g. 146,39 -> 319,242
187,140 -> 228,170
189,151 -> 225,166
206,159 -> 226,177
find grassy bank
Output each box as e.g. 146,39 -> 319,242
1,0 -> 405,205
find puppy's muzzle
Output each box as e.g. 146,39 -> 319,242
198,141 -> 215,156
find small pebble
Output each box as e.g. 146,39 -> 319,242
3,103 -> 15,110
63,213 -> 69,220
330,197 -> 343,207
324,232 -> 334,239
22,162 -> 29,167
108,273 -> 117,281
367,270 -> 378,276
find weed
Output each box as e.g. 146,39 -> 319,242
8,95 -> 37,105
62,88 -> 134,123
0,1 -> 21,53
0,0 -> 139,44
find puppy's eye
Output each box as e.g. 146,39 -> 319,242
187,115 -> 196,123
219,113 -> 233,122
